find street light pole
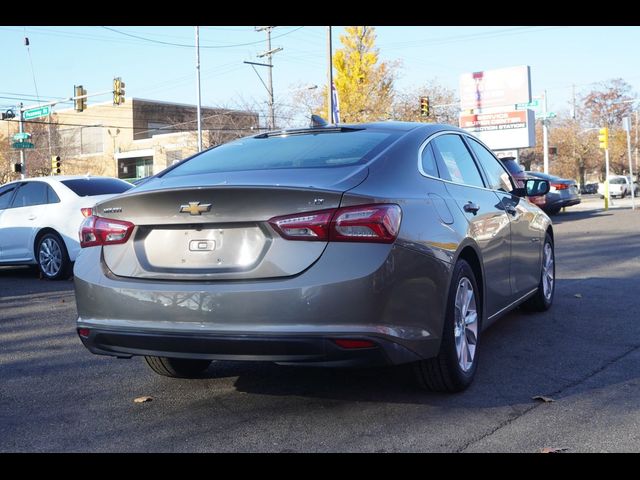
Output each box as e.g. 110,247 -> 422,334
623,117 -> 635,210
195,26 -> 203,152
18,103 -> 25,180
543,90 -> 549,174
327,26 -> 333,123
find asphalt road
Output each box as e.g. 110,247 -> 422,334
1,202 -> 640,452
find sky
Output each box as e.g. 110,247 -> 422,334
1,25 -> 639,126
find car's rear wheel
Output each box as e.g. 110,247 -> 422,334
414,259 -> 480,392
36,232 -> 71,280
522,233 -> 555,312
144,356 -> 212,378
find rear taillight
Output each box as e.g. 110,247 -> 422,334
79,215 -> 135,248
551,183 -> 568,190
269,204 -> 401,244
80,207 -> 93,217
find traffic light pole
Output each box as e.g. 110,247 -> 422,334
18,103 -> 25,180
604,148 -> 611,210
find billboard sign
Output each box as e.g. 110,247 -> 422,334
460,109 -> 536,150
459,65 -> 531,111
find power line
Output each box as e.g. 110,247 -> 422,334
100,26 -> 304,49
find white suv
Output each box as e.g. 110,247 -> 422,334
0,176 -> 132,279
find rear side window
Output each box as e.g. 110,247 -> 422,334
0,184 -> 18,210
61,178 -> 132,197
420,143 -> 439,177
11,182 -> 48,207
163,129 -> 398,177
431,134 -> 485,188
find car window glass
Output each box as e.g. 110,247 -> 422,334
467,138 -> 514,192
420,142 -> 439,177
46,185 -> 61,204
11,182 -> 48,208
0,184 -> 17,210
61,178 -> 132,196
163,130 -> 399,177
431,134 -> 485,188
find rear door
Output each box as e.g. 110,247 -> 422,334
430,133 -> 513,317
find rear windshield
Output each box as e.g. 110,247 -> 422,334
610,177 -> 626,184
61,178 -> 133,197
162,129 -> 398,177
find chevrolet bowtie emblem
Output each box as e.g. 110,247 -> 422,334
179,202 -> 212,215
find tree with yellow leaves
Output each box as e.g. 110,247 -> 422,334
318,26 -> 395,124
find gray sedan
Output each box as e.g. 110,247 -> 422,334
74,122 -> 554,392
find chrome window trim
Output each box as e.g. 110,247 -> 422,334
417,130 -> 495,194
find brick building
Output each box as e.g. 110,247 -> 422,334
3,98 -> 258,181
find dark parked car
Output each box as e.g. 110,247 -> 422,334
526,171 -> 581,214
580,183 -> 598,194
74,122 -> 554,392
498,157 -> 545,209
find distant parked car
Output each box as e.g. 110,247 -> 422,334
526,171 -> 581,215
580,183 -> 598,195
498,157 -> 545,209
0,176 -> 133,279
598,175 -> 632,199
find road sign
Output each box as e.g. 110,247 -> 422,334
13,132 -> 32,141
516,99 -> 539,109
23,105 -> 51,120
536,112 -> 556,119
12,141 -> 35,149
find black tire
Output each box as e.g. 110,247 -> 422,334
36,232 -> 71,280
144,356 -> 212,378
414,259 -> 481,392
521,233 -> 555,312
546,207 -> 561,215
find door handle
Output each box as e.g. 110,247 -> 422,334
463,202 -> 480,215
504,205 -> 517,216
28,214 -> 37,220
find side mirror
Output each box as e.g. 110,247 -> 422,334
513,179 -> 550,197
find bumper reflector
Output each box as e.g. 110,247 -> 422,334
333,339 -> 376,349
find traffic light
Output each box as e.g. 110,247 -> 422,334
12,163 -> 22,173
598,127 -> 609,150
51,155 -> 61,175
420,96 -> 430,117
113,77 -> 125,105
74,85 -> 87,112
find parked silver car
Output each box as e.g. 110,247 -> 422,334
74,123 -> 554,392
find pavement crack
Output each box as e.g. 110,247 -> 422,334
457,343 -> 640,452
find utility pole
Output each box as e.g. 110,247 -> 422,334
327,26 -> 333,123
256,26 -> 281,130
543,90 -> 550,174
623,116 -> 635,210
18,103 -> 25,180
195,26 -> 203,152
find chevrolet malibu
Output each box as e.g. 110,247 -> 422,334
74,122 -> 554,392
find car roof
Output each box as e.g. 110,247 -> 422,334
254,121 -> 465,137
1,175 -> 127,188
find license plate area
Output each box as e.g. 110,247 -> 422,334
134,223 -> 270,273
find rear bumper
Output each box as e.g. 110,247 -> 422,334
74,242 -> 451,365
77,328 -> 425,367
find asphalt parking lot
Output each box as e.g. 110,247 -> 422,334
1,201 -> 639,452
